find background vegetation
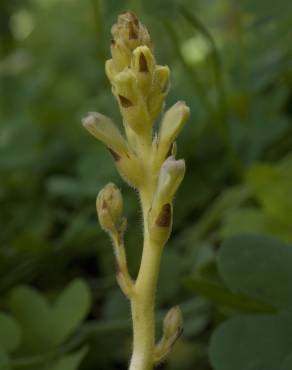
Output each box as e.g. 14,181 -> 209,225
0,0 -> 292,369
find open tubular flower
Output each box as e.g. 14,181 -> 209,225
83,11 -> 190,370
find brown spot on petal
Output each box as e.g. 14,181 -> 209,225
156,203 -> 172,227
119,95 -> 133,108
102,200 -> 108,209
139,52 -> 148,72
110,39 -> 116,47
107,147 -> 121,161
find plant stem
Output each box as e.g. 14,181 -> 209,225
129,242 -> 161,370
129,188 -> 162,370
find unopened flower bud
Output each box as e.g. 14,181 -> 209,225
82,112 -> 129,158
110,39 -> 132,73
149,157 -> 185,244
111,12 -> 152,54
158,101 -> 190,160
132,46 -> 155,73
96,183 -> 124,234
112,70 -> 152,134
132,46 -> 155,96
107,12 -> 152,77
156,156 -> 186,205
154,66 -> 170,94
163,306 -> 183,340
113,70 -> 138,106
147,65 -> 170,121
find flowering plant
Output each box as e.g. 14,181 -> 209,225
83,12 -> 189,370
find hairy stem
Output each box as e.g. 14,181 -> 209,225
129,188 -> 162,370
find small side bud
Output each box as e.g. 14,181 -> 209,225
157,101 -> 190,161
96,183 -> 124,234
154,306 -> 183,364
163,306 -> 183,340
82,112 -> 128,158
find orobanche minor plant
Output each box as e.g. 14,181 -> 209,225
82,12 -> 190,370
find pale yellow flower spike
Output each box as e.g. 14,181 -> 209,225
83,11 -> 190,370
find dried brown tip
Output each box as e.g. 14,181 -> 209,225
139,52 -> 148,72
156,203 -> 172,227
118,95 -> 133,108
128,21 -> 138,39
107,147 -> 121,161
127,11 -> 139,27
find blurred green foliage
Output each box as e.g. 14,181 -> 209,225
209,235 -> 292,370
0,0 -> 292,369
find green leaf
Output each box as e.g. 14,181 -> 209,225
52,279 -> 91,345
246,163 -> 292,224
9,280 -> 91,351
46,347 -> 87,370
218,234 -> 292,309
0,313 -> 21,352
9,286 -> 54,352
187,277 -> 274,314
210,314 -> 292,370
221,206 -> 292,243
221,207 -> 269,238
